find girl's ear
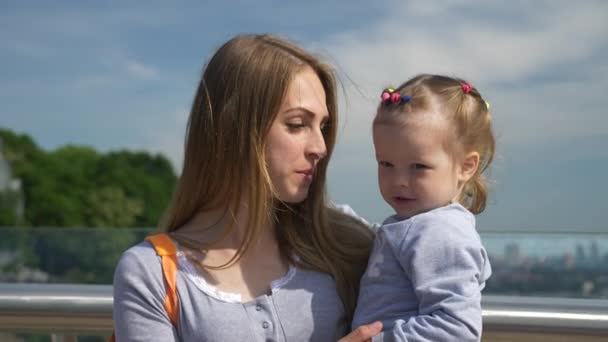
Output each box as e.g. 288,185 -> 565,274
458,151 -> 480,182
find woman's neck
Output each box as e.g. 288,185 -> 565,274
172,204 -> 276,251
172,204 -> 288,301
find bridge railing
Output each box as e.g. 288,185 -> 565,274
1,283 -> 607,341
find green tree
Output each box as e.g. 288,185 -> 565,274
25,145 -> 100,226
94,151 -> 176,227
86,186 -> 143,227
0,128 -> 175,284
0,128 -> 177,228
0,189 -> 19,225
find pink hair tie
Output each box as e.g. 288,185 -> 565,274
390,93 -> 401,103
381,92 -> 391,101
460,82 -> 473,94
380,88 -> 412,105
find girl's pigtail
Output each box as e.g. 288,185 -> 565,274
463,174 -> 488,215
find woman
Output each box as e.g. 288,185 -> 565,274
112,33 -> 381,341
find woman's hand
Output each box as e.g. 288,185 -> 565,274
338,322 -> 382,342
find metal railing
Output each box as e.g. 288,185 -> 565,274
1,283 -> 607,340
0,283 -> 112,341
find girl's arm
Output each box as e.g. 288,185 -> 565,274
113,244 -> 179,341
390,213 -> 491,342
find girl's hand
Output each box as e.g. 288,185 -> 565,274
338,322 -> 382,342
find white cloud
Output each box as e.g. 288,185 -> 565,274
313,1 -> 608,224
491,75 -> 608,144
126,60 -> 160,81
318,0 -> 608,147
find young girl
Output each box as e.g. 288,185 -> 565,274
352,74 -> 494,341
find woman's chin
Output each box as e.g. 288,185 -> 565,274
277,189 -> 309,204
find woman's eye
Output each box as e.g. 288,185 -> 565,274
286,122 -> 305,130
320,120 -> 330,132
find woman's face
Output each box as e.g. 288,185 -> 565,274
264,66 -> 329,203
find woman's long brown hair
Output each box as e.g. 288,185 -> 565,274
161,34 -> 373,322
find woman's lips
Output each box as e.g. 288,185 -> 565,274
297,169 -> 314,182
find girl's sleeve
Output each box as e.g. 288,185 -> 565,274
113,245 -> 180,342
386,215 -> 490,342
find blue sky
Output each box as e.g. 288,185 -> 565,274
1,1 -> 607,231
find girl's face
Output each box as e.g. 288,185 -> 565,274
264,66 -> 329,203
373,114 -> 467,219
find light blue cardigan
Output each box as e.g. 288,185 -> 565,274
352,203 -> 492,342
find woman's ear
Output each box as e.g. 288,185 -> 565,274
458,151 -> 480,182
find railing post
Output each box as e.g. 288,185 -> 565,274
51,334 -> 78,342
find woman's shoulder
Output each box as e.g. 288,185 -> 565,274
114,240 -> 164,289
329,202 -> 380,231
327,204 -> 379,248
117,240 -> 159,266
330,203 -> 368,223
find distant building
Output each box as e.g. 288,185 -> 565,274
576,243 -> 586,264
504,242 -> 522,265
590,241 -> 600,264
0,138 -> 24,224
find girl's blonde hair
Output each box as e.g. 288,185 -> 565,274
375,74 -> 495,214
161,34 -> 373,321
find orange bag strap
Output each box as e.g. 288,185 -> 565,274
146,233 -> 180,327
108,233 -> 179,342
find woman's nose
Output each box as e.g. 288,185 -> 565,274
306,129 -> 327,160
